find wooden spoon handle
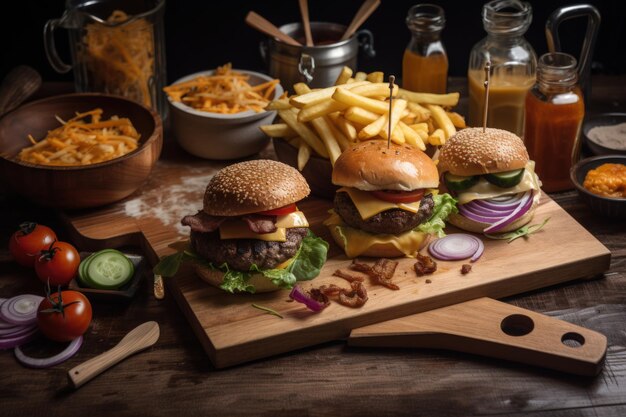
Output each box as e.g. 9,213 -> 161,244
299,0 -> 313,47
68,321 -> 160,388
245,11 -> 302,46
0,66 -> 41,116
340,0 -> 381,41
349,298 -> 607,376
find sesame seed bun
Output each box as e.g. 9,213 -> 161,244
203,160 -> 310,216
438,128 -> 529,176
332,141 -> 439,191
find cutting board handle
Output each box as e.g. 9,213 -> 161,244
349,298 -> 606,376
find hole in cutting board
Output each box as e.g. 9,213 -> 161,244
561,332 -> 585,348
500,314 -> 534,336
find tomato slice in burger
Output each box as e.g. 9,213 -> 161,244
370,189 -> 425,204
258,203 -> 298,216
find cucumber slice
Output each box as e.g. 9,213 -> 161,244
78,252 -> 98,287
444,172 -> 480,191
85,250 -> 135,290
485,169 -> 525,188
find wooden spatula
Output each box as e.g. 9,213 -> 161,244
245,11 -> 302,46
68,321 -> 160,388
340,0 -> 381,41
349,298 -> 606,376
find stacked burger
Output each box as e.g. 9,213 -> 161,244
156,160 -> 328,293
324,140 -> 457,258
437,128 -> 542,234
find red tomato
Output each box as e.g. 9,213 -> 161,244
37,291 -> 92,342
9,222 -> 57,267
370,189 -> 425,204
35,241 -> 80,286
258,203 -> 298,216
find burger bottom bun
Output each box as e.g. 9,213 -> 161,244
449,192 -> 540,234
194,265 -> 281,293
328,225 -> 430,258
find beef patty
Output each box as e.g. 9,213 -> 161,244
334,192 -> 434,235
190,227 -> 308,271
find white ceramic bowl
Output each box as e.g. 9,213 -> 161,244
167,69 -> 283,160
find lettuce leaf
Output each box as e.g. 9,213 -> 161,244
152,231 -> 329,294
415,193 -> 458,237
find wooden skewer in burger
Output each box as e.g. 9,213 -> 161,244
324,76 -> 457,258
437,62 -> 542,234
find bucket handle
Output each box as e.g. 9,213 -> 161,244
298,53 -> 315,83
44,18 -> 72,74
356,29 -> 376,58
545,4 -> 601,100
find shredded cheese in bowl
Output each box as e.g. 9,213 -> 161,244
163,63 -> 280,114
18,108 -> 141,166
583,163 -> 626,198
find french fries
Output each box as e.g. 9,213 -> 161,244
260,66 -> 463,170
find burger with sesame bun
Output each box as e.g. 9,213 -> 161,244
438,127 -> 542,234
324,141 -> 457,258
154,160 -> 328,293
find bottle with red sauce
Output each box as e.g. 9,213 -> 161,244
524,52 -> 584,192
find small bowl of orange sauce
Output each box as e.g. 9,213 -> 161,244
570,155 -> 626,218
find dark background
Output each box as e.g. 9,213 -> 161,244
1,0 -> 624,84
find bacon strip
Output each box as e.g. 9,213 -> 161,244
414,253 -> 437,277
333,269 -> 366,283
351,259 -> 399,290
242,214 -> 277,234
337,281 -> 368,308
181,211 -> 225,233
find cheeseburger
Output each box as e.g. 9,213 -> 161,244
324,141 -> 457,258
438,127 -> 542,234
156,160 -> 328,293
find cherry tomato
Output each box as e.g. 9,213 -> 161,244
370,189 -> 425,204
258,203 -> 298,216
35,241 -> 80,286
37,291 -> 92,342
9,222 -> 57,267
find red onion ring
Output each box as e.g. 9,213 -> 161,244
472,193 -> 525,210
289,286 -> 328,312
0,327 -> 38,350
0,324 -> 37,338
484,192 -> 534,234
14,336 -> 83,368
0,295 -> 43,326
428,234 -> 485,262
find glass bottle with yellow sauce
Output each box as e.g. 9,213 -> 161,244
468,0 -> 536,137
402,4 -> 448,94
524,53 -> 584,192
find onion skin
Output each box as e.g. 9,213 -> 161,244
289,286 -> 328,312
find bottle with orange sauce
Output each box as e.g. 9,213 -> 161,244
524,52 -> 584,192
402,4 -> 448,94
468,0 -> 536,137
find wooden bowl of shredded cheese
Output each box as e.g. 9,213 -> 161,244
165,66 -> 283,160
0,93 -> 162,209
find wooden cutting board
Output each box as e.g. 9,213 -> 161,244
62,154 -> 611,368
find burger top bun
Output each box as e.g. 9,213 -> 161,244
203,160 -> 310,216
332,140 -> 439,191
438,127 -> 529,176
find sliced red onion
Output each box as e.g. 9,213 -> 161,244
459,205 -> 507,224
0,295 -> 43,326
14,336 -> 83,368
463,202 -> 516,217
0,327 -> 38,350
0,324 -> 37,338
289,286 -> 328,312
472,193 -> 526,210
483,192 -> 534,234
429,234 -> 485,262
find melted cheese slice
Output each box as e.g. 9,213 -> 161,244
219,211 -> 308,242
456,161 -> 542,205
323,211 -> 426,258
338,187 -> 423,220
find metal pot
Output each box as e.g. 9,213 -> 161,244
261,22 -> 375,91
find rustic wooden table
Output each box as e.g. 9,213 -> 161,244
1,77 -> 625,417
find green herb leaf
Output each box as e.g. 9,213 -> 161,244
485,217 -> 550,243
251,303 -> 283,319
153,252 -> 185,277
286,231 -> 330,281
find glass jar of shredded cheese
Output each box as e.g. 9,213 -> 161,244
44,0 -> 167,116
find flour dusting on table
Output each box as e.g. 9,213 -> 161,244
124,174 -> 214,235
